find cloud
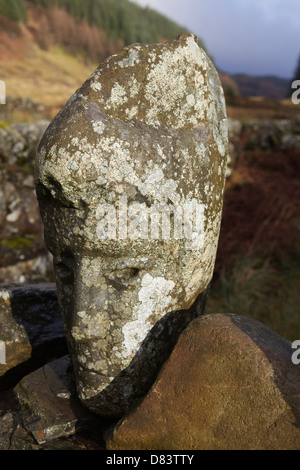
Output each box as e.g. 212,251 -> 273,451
134,0 -> 300,77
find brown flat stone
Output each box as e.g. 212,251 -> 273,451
107,314 -> 300,450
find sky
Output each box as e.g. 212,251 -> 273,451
134,0 -> 300,79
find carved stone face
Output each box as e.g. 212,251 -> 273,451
36,34 -> 228,417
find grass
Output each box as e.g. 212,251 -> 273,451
227,96 -> 300,120
1,237 -> 33,250
206,247 -> 300,342
1,43 -> 96,118
206,140 -> 300,343
0,110 -> 47,125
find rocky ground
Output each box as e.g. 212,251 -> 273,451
0,114 -> 53,284
0,99 -> 300,449
0,284 -> 116,450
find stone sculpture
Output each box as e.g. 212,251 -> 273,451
35,34 -> 228,417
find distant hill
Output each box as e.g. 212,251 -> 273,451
218,72 -> 240,98
232,74 -> 290,100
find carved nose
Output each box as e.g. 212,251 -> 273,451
70,309 -> 106,342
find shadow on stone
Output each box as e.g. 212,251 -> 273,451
0,284 -> 68,391
80,288 -> 209,418
14,355 -> 116,447
0,337 -> 68,391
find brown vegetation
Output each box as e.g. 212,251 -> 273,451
215,147 -> 300,275
0,14 -> 27,60
27,5 -> 123,63
233,74 -> 289,100
227,96 -> 300,120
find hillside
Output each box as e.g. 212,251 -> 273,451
0,0 -> 198,50
0,0 -> 208,118
0,14 -> 96,118
233,74 -> 290,100
0,0 -> 296,114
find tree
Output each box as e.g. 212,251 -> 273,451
0,0 -> 27,22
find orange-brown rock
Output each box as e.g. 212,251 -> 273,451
107,314 -> 300,450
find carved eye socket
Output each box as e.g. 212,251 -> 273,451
55,255 -> 75,285
107,267 -> 140,290
113,267 -> 140,280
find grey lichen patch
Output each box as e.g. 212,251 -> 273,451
35,34 -> 228,417
121,274 -> 176,359
118,48 -> 140,68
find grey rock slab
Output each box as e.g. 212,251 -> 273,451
9,424 -> 40,451
41,433 -> 106,450
0,410 -> 39,451
0,253 -> 54,284
0,283 -> 65,379
36,34 -> 228,417
0,411 -> 15,450
14,355 -> 101,445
